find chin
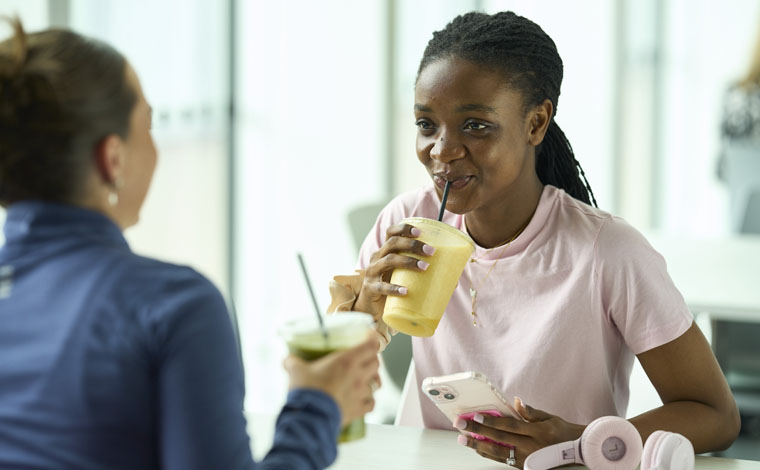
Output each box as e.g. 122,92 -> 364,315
441,199 -> 473,216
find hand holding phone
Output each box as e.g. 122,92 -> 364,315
421,371 -> 525,446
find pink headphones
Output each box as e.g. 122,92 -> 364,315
524,417 -> 694,470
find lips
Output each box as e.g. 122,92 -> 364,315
433,175 -> 474,190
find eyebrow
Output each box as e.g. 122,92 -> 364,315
455,103 -> 496,114
414,103 -> 497,114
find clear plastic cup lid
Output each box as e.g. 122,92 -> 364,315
279,312 -> 374,349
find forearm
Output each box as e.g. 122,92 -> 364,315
629,399 -> 740,453
632,323 -> 741,454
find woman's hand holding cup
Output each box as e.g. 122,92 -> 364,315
354,223 -> 436,321
284,333 -> 381,427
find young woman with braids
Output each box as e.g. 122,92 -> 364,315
334,11 -> 739,467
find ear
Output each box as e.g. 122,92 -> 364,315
93,134 -> 125,186
527,99 -> 553,147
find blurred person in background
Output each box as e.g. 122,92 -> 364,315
719,17 -> 760,177
714,12 -> 760,445
0,18 -> 379,470
717,14 -> 760,234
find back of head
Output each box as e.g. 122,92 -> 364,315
0,17 -> 136,207
418,11 -> 597,207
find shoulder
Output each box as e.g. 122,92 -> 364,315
110,253 -> 227,322
378,185 -> 440,226
549,186 -> 610,239
595,215 -> 654,261
384,185 -> 439,217
570,204 -> 663,274
120,253 -> 219,294
723,82 -> 759,101
548,186 -> 653,259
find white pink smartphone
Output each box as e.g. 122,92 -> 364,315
421,371 -> 525,445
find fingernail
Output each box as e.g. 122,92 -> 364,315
411,228 -> 421,236
515,396 -> 525,408
397,287 -> 408,295
473,413 -> 484,424
457,434 -> 468,446
422,244 -> 436,255
417,260 -> 429,270
453,417 -> 467,430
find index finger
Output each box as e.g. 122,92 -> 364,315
385,223 -> 420,239
469,414 -> 534,436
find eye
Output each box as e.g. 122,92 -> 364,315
415,119 -> 435,132
464,121 -> 488,131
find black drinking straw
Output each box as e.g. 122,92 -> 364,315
296,253 -> 329,341
437,180 -> 452,222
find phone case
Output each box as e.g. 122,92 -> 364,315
421,371 -> 523,445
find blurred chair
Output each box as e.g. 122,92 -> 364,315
715,141 -> 760,424
347,202 -> 414,394
347,202 -> 386,256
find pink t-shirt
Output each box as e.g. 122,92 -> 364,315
357,184 -> 693,429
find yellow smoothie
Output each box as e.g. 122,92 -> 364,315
383,217 -> 475,337
279,312 -> 374,442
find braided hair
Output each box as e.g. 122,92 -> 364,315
417,11 -> 597,207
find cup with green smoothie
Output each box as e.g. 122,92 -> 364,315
279,311 -> 374,443
382,217 -> 475,337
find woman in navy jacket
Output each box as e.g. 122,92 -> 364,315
0,18 -> 379,470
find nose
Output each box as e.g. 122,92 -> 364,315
429,132 -> 466,163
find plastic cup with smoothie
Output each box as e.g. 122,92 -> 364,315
279,311 -> 374,443
382,217 -> 475,337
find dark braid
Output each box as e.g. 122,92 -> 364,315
417,11 -> 598,207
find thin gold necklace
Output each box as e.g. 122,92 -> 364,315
464,217 -> 528,326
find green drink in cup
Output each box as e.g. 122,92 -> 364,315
279,311 -> 374,443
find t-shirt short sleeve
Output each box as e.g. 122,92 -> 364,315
594,216 -> 693,355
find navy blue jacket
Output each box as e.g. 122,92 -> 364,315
0,201 -> 340,470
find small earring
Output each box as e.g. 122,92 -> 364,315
108,178 -> 123,206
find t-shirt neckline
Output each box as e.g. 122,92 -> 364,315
452,185 -> 557,261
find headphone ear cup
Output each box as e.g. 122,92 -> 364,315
641,430 -> 667,470
642,432 -> 695,470
580,417 -> 643,470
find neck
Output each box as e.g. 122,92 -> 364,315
77,189 -> 128,231
465,174 -> 544,249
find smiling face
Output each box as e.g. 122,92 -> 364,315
414,56 -> 547,221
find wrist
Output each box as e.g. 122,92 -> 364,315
569,421 -> 585,441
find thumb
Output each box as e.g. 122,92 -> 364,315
514,397 -> 553,422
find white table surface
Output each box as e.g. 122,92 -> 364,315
247,413 -> 760,469
645,233 -> 760,322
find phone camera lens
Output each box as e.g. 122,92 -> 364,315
428,389 -> 440,396
444,393 -> 455,400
